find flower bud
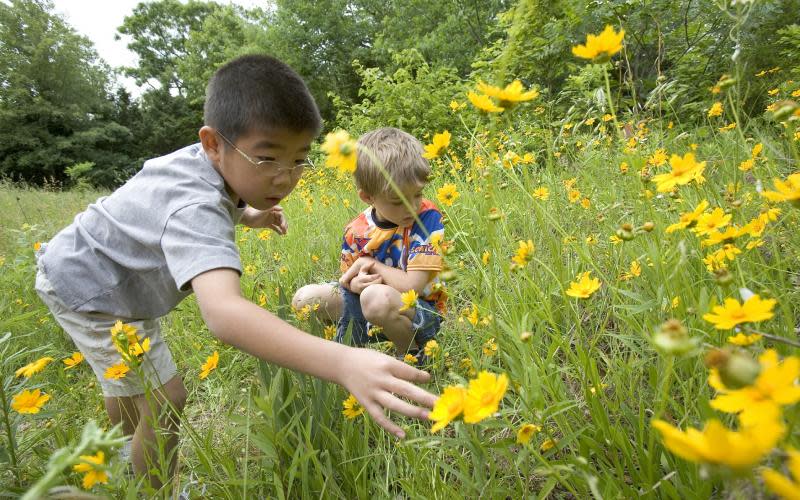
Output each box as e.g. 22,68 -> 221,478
487,208 -> 503,221
704,348 -> 760,389
718,76 -> 737,90
519,331 -> 533,342
713,268 -> 734,286
770,101 -> 799,122
641,222 -> 655,232
653,319 -> 698,355
616,223 -> 635,241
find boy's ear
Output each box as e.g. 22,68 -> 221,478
199,126 -> 222,164
357,189 -> 373,205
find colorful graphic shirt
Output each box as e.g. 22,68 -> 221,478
341,199 -> 446,312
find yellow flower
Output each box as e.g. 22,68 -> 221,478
463,304 -> 479,326
703,294 -> 776,330
532,186 -> 550,200
109,320 -> 149,360
566,271 -> 602,299
342,393 -> 365,419
73,451 -> 108,489
652,153 -> 706,192
423,339 -> 439,358
739,158 -> 754,171
463,371 -> 509,424
399,289 -> 418,312
652,418 -> 784,471
429,386 -> 466,432
321,130 -> 357,174
763,173 -> 800,207
15,356 -> 54,378
511,240 -> 535,269
481,250 -> 490,266
752,143 -> 763,158
62,352 -> 84,369
11,389 -> 51,414
422,130 -> 451,159
568,189 -> 581,203
199,351 -> 219,379
719,122 -> 737,132
693,207 -> 731,236
762,448 -> 800,500
104,362 -> 129,380
701,226 -> 743,247
436,183 -> 460,206
709,349 -> 800,427
648,149 -> 668,166
727,333 -> 763,346
571,25 -> 625,61
540,439 -> 557,452
580,197 -> 591,209
403,353 -> 418,365
482,337 -> 498,357
516,423 -> 541,444
476,80 -> 539,108
707,102 -> 723,118
323,325 -> 336,340
449,100 -> 464,112
467,91 -> 504,113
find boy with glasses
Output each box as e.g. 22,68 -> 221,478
34,55 -> 435,490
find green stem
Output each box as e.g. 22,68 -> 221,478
647,355 -> 675,487
0,380 -> 20,486
603,65 -> 624,144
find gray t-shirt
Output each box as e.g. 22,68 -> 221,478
41,143 -> 245,319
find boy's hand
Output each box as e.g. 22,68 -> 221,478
339,256 -> 376,289
242,206 -> 288,235
348,269 -> 382,294
338,348 -> 436,438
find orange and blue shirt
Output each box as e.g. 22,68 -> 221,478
340,199 -> 446,312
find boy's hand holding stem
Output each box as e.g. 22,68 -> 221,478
193,268 -> 436,438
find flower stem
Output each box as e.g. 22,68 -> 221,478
0,380 -> 20,486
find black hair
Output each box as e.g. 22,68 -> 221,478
204,54 -> 322,141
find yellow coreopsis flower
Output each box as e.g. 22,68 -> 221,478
321,130 -> 358,174
73,451 -> 109,489
727,333 -> 763,346
422,130 -> 451,159
648,149 -> 668,166
516,423 -> 542,445
463,371 -> 509,424
11,389 -> 51,414
110,320 -> 149,360
429,386 -> 466,432
708,102 -> 723,118
104,362 -> 129,380
199,351 -> 219,380
571,25 -> 625,62
463,304 -> 479,326
511,240 -> 535,269
342,394 -> 365,419
652,153 -> 706,192
467,91 -> 504,113
703,294 -> 776,330
423,339 -> 439,358
652,418 -> 784,471
666,200 -> 710,233
436,183 -> 460,206
762,173 -> 800,207
399,289 -> 419,312
15,356 -> 54,378
476,80 -> 539,108
693,208 -> 731,236
566,271 -> 602,299
701,226 -> 743,247
481,250 -> 491,265
708,349 -> 800,427
532,186 -> 550,200
762,448 -> 800,500
62,352 -> 84,369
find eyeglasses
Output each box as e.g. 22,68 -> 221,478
217,131 -> 313,176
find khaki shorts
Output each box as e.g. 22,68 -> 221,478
34,262 -> 178,398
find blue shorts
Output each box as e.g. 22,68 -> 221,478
335,286 -> 441,347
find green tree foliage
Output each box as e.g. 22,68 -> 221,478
0,0 -> 131,184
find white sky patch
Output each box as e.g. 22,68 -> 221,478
51,0 -> 269,96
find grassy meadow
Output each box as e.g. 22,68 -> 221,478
2,75 -> 800,498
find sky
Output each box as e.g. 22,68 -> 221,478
51,0 -> 268,95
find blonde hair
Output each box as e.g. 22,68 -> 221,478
354,127 -> 430,196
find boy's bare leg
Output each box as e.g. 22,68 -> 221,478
105,396 -> 140,436
292,283 -> 343,323
359,284 -> 416,354
131,375 -> 187,489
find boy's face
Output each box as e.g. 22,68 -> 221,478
200,126 -> 316,211
359,182 -> 425,227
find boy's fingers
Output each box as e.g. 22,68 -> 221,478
364,401 -> 405,438
390,380 -> 437,408
390,360 -> 432,384
376,392 -> 429,420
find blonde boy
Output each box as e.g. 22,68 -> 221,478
34,56 -> 435,489
293,128 -> 445,360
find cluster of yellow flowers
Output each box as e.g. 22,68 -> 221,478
429,371 -> 508,432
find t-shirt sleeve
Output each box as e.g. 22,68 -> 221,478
161,202 -> 242,291
407,208 -> 444,272
340,227 -> 359,273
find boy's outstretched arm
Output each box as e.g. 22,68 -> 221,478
191,268 -> 436,438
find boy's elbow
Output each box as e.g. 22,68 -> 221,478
199,301 -> 235,344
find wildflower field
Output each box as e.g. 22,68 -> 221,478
3,4 -> 800,500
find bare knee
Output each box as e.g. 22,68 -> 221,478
292,284 -> 318,310
360,285 -> 397,325
293,284 -> 341,321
